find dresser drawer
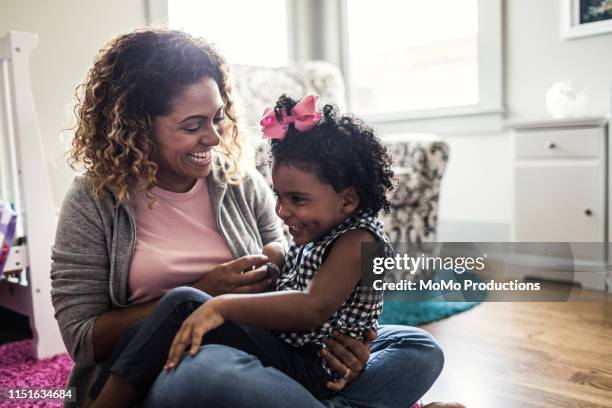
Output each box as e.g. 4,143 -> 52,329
515,127 -> 602,159
514,163 -> 604,242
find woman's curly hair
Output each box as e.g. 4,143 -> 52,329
69,28 -> 244,205
269,95 -> 394,215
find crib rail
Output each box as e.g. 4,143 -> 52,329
0,31 -> 64,359
3,244 -> 28,276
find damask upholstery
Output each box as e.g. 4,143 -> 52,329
231,61 -> 449,244
383,138 -> 449,243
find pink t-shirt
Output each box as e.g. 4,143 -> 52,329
128,178 -> 234,304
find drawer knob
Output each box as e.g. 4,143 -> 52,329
548,141 -> 557,149
584,208 -> 593,216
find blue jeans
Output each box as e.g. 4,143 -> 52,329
91,287 -> 332,400
142,291 -> 445,408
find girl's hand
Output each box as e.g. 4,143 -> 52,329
164,301 -> 225,370
321,329 -> 376,392
192,255 -> 271,296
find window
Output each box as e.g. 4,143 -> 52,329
167,0 -> 290,67
341,0 -> 502,121
149,0 -> 503,126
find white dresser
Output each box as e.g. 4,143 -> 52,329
510,117 -> 609,291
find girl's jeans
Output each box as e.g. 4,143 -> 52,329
90,287 -> 333,400
100,286 -> 444,408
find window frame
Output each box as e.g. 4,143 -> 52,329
147,0 -> 504,133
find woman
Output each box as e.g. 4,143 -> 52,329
50,28 -> 454,408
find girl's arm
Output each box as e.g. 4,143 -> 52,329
166,229 -> 376,367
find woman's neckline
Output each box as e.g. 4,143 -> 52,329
152,178 -> 205,201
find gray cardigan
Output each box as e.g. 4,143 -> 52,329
50,163 -> 285,407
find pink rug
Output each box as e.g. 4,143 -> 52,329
0,340 -> 72,407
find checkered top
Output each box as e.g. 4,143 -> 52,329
276,210 -> 390,349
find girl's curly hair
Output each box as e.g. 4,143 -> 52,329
269,95 -> 394,215
69,28 -> 244,205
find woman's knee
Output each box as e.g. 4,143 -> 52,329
414,327 -> 444,376
145,345 -> 259,405
191,345 -> 258,385
158,286 -> 212,310
377,325 -> 444,376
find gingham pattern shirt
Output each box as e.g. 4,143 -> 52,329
276,211 -> 390,349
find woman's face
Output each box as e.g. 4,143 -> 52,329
151,76 -> 226,193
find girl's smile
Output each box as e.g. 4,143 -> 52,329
288,224 -> 304,233
272,164 -> 359,245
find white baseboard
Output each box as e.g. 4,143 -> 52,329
437,220 -> 610,292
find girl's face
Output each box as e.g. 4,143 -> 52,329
272,164 -> 359,245
151,76 -> 226,192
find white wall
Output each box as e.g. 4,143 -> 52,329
0,0 -> 147,208
506,0 -> 612,119
413,0 -> 612,241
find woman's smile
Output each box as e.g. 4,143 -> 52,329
185,149 -> 212,167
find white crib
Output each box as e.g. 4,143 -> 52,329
0,31 -> 65,359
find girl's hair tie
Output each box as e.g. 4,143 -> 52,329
260,95 -> 321,140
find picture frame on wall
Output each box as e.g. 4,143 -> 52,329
562,0 -> 612,39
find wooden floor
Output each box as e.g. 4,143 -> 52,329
420,287 -> 612,408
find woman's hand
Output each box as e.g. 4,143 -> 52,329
321,329 -> 377,392
192,255 -> 272,296
164,300 -> 225,369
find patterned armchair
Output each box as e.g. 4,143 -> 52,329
383,136 -> 449,243
232,61 -> 449,244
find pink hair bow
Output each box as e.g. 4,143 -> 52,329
260,95 -> 321,140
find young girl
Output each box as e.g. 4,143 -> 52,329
89,94 -> 395,407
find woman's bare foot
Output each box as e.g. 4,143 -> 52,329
423,403 -> 466,408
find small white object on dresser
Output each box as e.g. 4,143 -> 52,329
508,117 -> 609,292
